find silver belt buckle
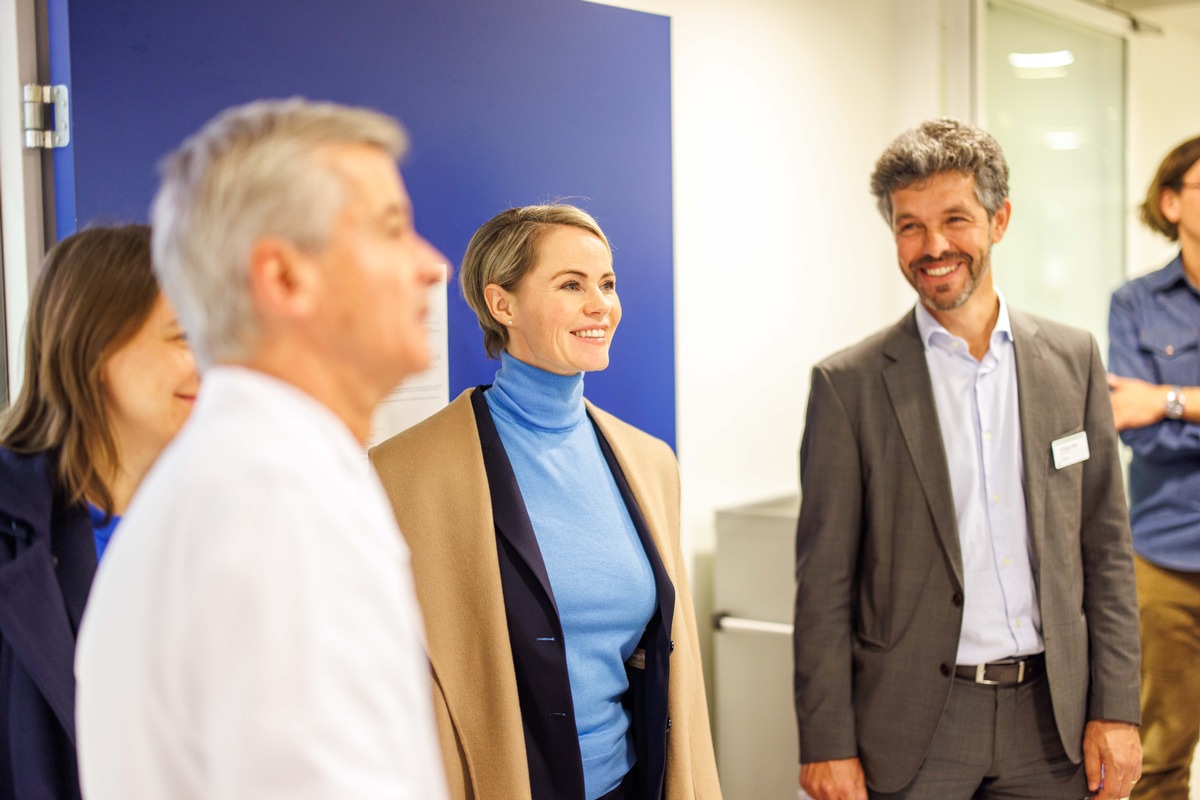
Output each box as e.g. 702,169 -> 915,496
975,659 -> 1026,685
975,663 -> 1000,685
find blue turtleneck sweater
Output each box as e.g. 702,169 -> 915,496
485,353 -> 656,800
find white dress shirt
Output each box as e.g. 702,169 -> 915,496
915,294 -> 1045,665
76,366 -> 448,800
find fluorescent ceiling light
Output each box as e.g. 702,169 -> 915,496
1043,130 -> 1081,151
1007,50 -> 1075,69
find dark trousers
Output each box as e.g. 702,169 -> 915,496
870,673 -> 1088,800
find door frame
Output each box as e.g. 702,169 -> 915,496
0,0 -> 51,404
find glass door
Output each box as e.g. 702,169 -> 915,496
985,0 -> 1126,350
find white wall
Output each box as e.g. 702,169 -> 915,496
1127,10 -> 1200,279
657,0 -> 942,542
584,0 -> 953,704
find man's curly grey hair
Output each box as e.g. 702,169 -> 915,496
870,118 -> 1009,226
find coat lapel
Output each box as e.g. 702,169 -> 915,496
470,390 -> 587,800
880,312 -> 964,588
590,418 -> 675,637
586,403 -> 676,584
470,389 -> 560,619
1010,310 -> 1049,571
51,502 -> 97,634
588,410 -> 675,800
372,390 -> 536,798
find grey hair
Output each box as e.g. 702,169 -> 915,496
150,97 -> 407,368
460,204 -> 610,359
870,118 -> 1009,225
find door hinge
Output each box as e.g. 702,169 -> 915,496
23,84 -> 70,149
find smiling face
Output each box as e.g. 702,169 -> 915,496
102,293 -> 199,469
891,171 -> 1010,314
489,224 -> 619,375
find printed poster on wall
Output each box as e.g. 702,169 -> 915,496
368,271 -> 450,449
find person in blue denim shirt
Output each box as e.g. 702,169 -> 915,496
1108,134 -> 1200,800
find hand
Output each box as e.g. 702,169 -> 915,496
800,757 -> 868,800
1083,719 -> 1142,799
1107,374 -> 1166,431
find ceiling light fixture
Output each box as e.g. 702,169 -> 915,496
1007,50 -> 1075,69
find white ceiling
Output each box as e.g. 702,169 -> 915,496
1104,0 -> 1200,35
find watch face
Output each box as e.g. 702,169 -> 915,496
1166,388 -> 1185,420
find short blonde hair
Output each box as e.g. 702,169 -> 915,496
460,205 -> 609,358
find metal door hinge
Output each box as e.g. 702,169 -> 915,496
23,84 -> 70,149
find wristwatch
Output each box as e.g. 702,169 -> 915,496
1165,386 -> 1186,420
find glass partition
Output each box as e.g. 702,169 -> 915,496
985,0 -> 1125,352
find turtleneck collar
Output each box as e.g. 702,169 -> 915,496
486,351 -> 586,433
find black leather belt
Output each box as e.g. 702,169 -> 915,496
955,653 -> 1044,686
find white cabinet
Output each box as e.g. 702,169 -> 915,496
713,495 -> 807,800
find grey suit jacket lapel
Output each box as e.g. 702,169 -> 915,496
1010,309 -> 1049,573
881,310 -> 964,589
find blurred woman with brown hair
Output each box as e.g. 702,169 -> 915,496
0,225 -> 198,800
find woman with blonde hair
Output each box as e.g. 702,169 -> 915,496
372,204 -> 721,800
0,225 -> 198,800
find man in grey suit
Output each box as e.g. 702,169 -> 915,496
793,119 -> 1143,800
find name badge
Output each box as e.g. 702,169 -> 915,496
1051,431 -> 1090,470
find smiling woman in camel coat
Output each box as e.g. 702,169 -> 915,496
370,388 -> 721,800
372,203 -> 720,800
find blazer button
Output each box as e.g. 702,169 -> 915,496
52,556 -> 59,568
952,592 -> 963,607
940,663 -> 951,677
669,640 -> 675,653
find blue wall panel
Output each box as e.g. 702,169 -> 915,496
52,0 -> 676,446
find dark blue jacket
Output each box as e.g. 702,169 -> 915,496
0,448 -> 96,800
471,389 -> 675,800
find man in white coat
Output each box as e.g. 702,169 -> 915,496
75,98 -> 450,800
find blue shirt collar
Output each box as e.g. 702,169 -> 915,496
1145,253 -> 1195,294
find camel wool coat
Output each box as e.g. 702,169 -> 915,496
370,389 -> 721,800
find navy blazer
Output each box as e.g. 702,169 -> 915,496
0,448 -> 96,800
471,388 -> 676,800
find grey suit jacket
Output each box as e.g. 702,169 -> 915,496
792,307 -> 1140,794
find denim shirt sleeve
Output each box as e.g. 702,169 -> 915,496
1108,273 -> 1200,463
